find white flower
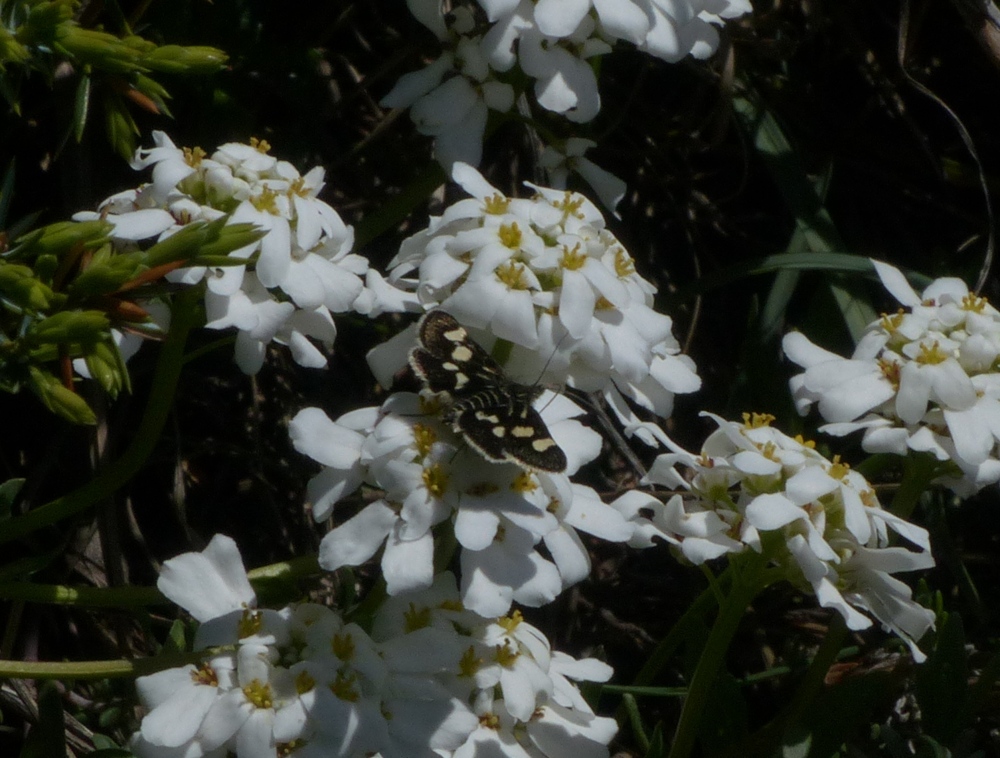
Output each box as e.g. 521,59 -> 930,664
539,138 -> 627,213
368,164 -> 700,439
157,534 -> 256,624
786,259 -> 1000,495
131,653 -> 237,758
381,18 -> 515,171
637,0 -> 751,62
294,390 -> 628,616
76,132 -> 370,374
623,412 -> 936,661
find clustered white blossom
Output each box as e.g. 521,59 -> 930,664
615,412 -> 936,661
74,132 -> 373,374
368,163 -> 701,444
131,535 -> 617,758
785,260 -> 1000,497
386,0 -> 751,204
289,392 -> 633,618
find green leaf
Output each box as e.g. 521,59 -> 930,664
645,721 -> 668,758
916,612 -> 970,746
20,681 -> 66,758
0,159 -> 14,227
0,478 -> 25,521
698,670 -> 748,754
786,671 -> 894,758
73,73 -> 91,143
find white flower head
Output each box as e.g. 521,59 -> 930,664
75,132 -> 370,375
785,259 -> 1000,496
368,164 -> 700,440
621,412 -> 936,661
292,390 -> 630,616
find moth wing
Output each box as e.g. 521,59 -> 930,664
452,404 -> 511,463
415,311 -> 504,379
500,404 -> 568,473
409,347 -> 457,395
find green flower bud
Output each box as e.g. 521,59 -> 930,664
141,45 -> 228,75
12,220 -> 112,259
193,221 -> 265,261
1,26 -> 30,67
69,252 -> 146,298
28,366 -> 96,425
54,25 -> 145,74
0,263 -> 56,311
29,310 -> 110,345
104,95 -> 139,162
82,338 -> 129,398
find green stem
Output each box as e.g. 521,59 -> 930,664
890,453 -> 942,520
668,553 -> 770,758
0,649 -> 227,681
0,288 -> 203,545
717,612 -> 848,757
0,554 -> 321,606
630,567 -> 731,689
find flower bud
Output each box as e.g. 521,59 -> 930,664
28,367 -> 97,425
141,45 -> 228,75
29,310 -> 110,345
0,264 -> 56,311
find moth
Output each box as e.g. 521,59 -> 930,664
409,310 -> 567,473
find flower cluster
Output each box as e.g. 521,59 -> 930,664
386,0 -> 751,201
74,132 -> 372,374
131,536 -> 617,758
290,392 -> 633,618
368,164 -> 700,443
614,412 -> 936,661
784,260 -> 1000,496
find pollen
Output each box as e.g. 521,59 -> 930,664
332,631 -> 355,661
243,679 -> 273,709
916,340 -> 948,365
423,463 -> 450,497
879,310 -> 905,334
404,602 -> 432,632
250,136 -> 271,154
330,671 -> 360,702
190,662 -> 219,687
250,186 -> 279,213
792,434 -> 816,449
459,645 -> 483,677
412,423 -> 437,457
499,610 -> 523,633
483,193 -> 511,215
614,248 -> 635,278
238,607 -> 263,639
295,670 -> 316,694
828,456 -> 850,481
552,191 -> 585,220
560,243 -> 587,271
288,176 -> 310,197
183,146 -> 206,167
878,357 -> 901,388
962,292 -> 989,313
510,471 -> 537,493
480,712 -> 501,730
494,639 -> 520,667
498,222 -> 523,249
495,260 -> 529,289
742,412 -> 775,429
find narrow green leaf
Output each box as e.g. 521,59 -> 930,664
73,73 -> 91,143
916,612 -> 970,745
20,681 -> 66,758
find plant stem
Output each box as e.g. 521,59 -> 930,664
0,287 -> 203,544
668,553 -> 769,758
